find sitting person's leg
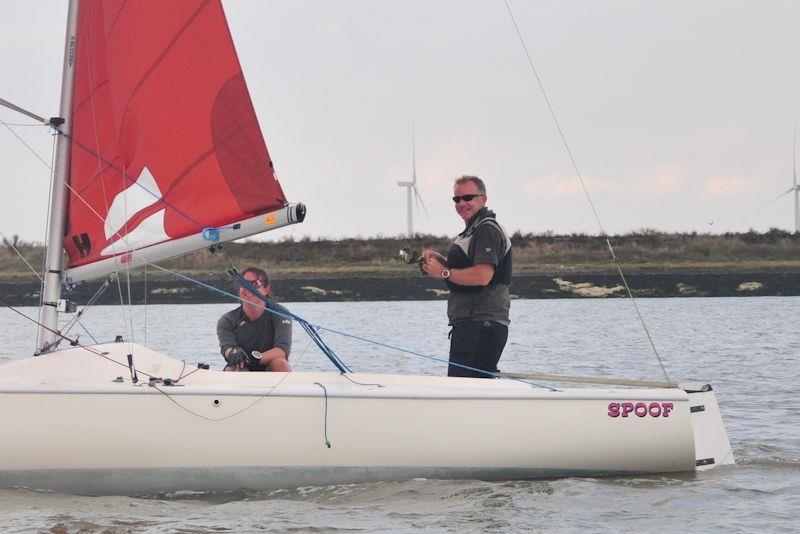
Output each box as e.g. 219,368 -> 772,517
267,358 -> 292,372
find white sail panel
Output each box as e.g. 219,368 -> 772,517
100,209 -> 169,257
103,167 -> 163,240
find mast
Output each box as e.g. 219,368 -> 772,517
37,0 -> 80,353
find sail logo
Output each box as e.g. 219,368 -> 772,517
67,36 -> 76,67
71,233 -> 92,258
100,167 -> 169,257
608,402 -> 674,418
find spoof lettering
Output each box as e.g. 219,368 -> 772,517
608,402 -> 674,418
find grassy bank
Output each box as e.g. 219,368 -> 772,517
2,229 -> 799,280
1,230 -> 798,305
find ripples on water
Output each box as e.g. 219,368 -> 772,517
1,297 -> 798,532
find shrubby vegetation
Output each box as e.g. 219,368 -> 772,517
1,229 -> 798,278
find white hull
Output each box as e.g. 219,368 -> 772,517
0,343 -> 733,495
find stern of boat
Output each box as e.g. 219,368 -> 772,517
682,382 -> 734,470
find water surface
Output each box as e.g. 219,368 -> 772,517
1,297 -> 797,532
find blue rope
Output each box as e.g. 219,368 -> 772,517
229,267 -> 351,374
312,323 -> 555,389
79,321 -> 99,345
152,264 -> 554,390
153,264 -> 349,373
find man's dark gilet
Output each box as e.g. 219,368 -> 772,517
445,213 -> 512,293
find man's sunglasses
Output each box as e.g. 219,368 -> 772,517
242,278 -> 265,289
452,193 -> 485,203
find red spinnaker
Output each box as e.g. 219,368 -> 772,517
65,0 -> 286,268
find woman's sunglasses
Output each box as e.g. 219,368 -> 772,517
452,194 -> 485,203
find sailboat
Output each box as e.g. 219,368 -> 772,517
0,0 -> 733,495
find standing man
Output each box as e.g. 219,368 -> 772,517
421,176 -> 512,378
217,266 -> 292,372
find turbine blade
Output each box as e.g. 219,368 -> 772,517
412,119 -> 417,185
758,187 -> 795,210
413,186 -> 430,217
745,186 -> 794,217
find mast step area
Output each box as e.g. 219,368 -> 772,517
682,383 -> 734,470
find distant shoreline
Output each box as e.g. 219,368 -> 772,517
1,266 -> 798,306
2,231 -> 798,305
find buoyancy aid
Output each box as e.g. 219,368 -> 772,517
445,208 -> 512,293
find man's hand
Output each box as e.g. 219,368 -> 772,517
420,249 -> 447,278
422,257 -> 447,279
226,347 -> 247,369
421,249 -> 446,264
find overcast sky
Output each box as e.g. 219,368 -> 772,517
1,0 -> 799,244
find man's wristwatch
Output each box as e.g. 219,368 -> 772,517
441,269 -> 451,279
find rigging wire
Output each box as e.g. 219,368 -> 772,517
7,45 -> 558,388
61,130 -> 206,230
2,114 -> 199,353
0,296 -> 155,379
58,277 -> 110,341
290,336 -> 315,369
37,130 -> 58,352
83,36 -> 133,354
144,263 -> 148,345
78,321 -> 99,344
0,295 -> 287,422
151,263 -> 556,390
122,162 -> 136,353
503,0 -> 671,383
0,84 -> 132,355
0,122 -> 47,127
0,117 -> 53,170
0,118 -> 56,350
16,122 -> 556,388
0,231 -> 42,282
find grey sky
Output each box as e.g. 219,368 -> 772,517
1,0 -> 798,244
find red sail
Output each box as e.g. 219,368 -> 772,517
64,0 -> 286,268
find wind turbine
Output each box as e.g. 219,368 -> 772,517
397,122 -> 428,237
766,127 -> 800,233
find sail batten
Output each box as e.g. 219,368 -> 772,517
64,0 -> 291,280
